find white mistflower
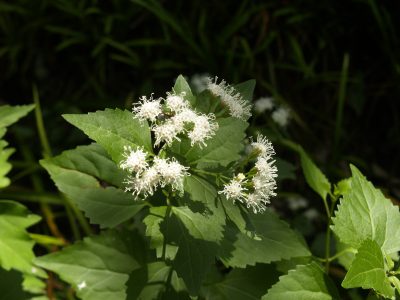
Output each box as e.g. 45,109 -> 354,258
133,95 -> 162,122
251,134 -> 275,158
272,106 -> 290,127
254,97 -> 274,114
154,157 -> 189,191
246,193 -> 268,214
172,108 -> 198,129
165,93 -> 188,113
188,114 -> 219,147
77,281 -> 86,290
119,146 -> 148,174
125,165 -> 161,198
218,177 -> 248,203
206,77 -> 252,120
255,156 -> 278,181
152,121 -> 181,146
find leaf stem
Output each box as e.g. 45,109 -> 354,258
32,85 -> 52,158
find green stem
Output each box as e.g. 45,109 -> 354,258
317,248 -> 355,263
63,196 -> 93,236
162,202 -> 172,261
32,85 -> 52,158
0,191 -> 64,205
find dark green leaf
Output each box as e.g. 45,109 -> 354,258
0,268 -> 27,300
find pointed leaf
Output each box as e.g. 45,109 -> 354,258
63,108 -> 152,163
174,75 -> 196,106
41,144 -> 144,228
219,211 -> 311,268
331,165 -> 400,253
263,263 -> 340,300
342,239 -> 394,298
34,230 -> 144,300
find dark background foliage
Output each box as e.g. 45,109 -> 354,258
2,0 -> 400,186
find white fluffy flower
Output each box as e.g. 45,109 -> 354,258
133,95 -> 162,122
188,114 -> 218,147
152,121 -> 181,146
172,109 -> 198,129
254,97 -> 274,114
246,193 -> 268,213
206,77 -> 252,120
255,156 -> 278,181
154,157 -> 189,191
218,177 -> 247,203
165,93 -> 188,113
119,146 -> 148,174
251,134 -> 275,157
272,107 -> 290,127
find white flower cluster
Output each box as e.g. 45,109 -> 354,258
218,134 -> 277,213
133,92 -> 218,148
253,96 -> 290,127
120,146 -> 190,199
206,77 -> 252,120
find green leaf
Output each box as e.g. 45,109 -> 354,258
172,206 -> 224,243
234,79 -> 256,104
0,268 -> 27,300
143,206 -> 178,259
170,117 -> 247,167
0,143 -> 14,188
34,230 -> 144,300
201,264 -> 279,300
342,239 -> 394,298
0,104 -> 35,128
331,165 -> 400,254
219,211 -> 311,268
41,144 -> 144,228
127,261 -> 187,300
0,200 -> 44,276
161,213 -> 218,295
298,146 -> 331,200
174,75 -> 196,106
63,108 -> 152,163
262,263 -> 340,300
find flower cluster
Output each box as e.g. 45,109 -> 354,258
206,77 -> 252,120
253,96 -> 290,127
133,92 -> 218,147
120,146 -> 189,199
219,134 -> 277,213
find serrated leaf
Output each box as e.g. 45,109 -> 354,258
342,239 -> 394,298
34,230 -> 144,300
219,211 -> 311,268
0,268 -> 27,300
262,263 -> 340,300
0,200 -> 44,276
161,213 -> 218,295
172,206 -> 224,243
331,165 -> 400,254
41,144 -> 144,228
174,75 -> 196,106
0,104 -> 35,128
201,264 -> 279,300
170,117 -> 247,167
63,108 -> 152,163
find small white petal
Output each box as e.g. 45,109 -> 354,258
272,107 -> 290,127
